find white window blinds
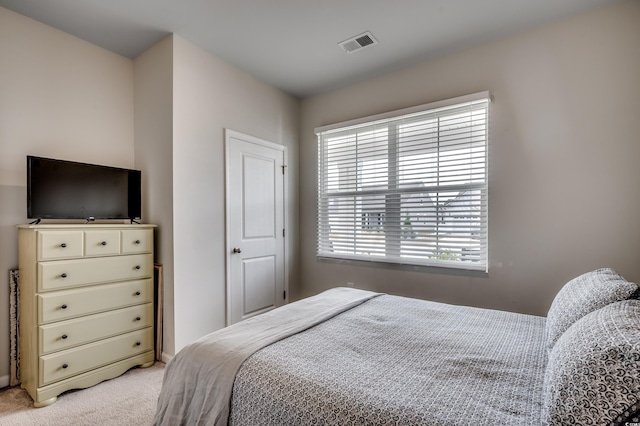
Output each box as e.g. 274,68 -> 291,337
316,92 -> 490,271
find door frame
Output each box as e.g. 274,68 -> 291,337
224,128 -> 289,326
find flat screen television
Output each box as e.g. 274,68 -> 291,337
27,156 -> 141,221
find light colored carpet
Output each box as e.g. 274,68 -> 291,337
0,363 -> 165,426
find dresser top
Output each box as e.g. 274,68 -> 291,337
17,223 -> 157,229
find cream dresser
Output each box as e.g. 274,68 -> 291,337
17,224 -> 156,407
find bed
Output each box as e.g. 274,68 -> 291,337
154,268 -> 640,425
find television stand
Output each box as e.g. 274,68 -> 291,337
29,218 -> 41,225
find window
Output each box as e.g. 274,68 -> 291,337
316,92 -> 489,271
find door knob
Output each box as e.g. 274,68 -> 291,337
232,248 -> 242,254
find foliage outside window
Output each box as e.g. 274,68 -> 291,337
316,92 -> 490,271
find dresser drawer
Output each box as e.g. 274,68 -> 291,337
121,229 -> 153,254
38,231 -> 84,261
38,279 -> 152,324
38,253 -> 152,292
39,327 -> 153,386
84,230 -> 121,257
39,303 -> 154,355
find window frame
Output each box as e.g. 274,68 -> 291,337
316,92 -> 490,272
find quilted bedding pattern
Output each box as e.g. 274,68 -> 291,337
229,294 -> 547,426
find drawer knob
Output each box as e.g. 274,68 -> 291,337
61,304 -> 68,310
101,241 -> 107,246
62,363 -> 68,369
135,291 -> 141,296
61,334 -> 68,340
60,243 -> 67,248
135,240 -> 141,245
135,341 -> 141,346
135,316 -> 141,321
135,265 -> 141,270
61,273 -> 67,278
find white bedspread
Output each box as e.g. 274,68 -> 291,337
153,287 -> 380,426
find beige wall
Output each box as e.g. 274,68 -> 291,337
125,33 -> 302,356
299,0 -> 640,316
133,36 -> 175,358
0,7 -> 299,381
172,35 -> 299,351
0,7 -> 134,384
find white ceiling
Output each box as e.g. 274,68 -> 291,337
0,0 -> 620,98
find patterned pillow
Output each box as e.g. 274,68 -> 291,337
542,300 -> 640,426
545,268 -> 638,351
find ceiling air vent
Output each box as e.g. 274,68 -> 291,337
339,31 -> 378,53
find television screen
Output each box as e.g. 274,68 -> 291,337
27,156 -> 141,220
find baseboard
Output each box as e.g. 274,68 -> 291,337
161,352 -> 173,364
0,374 -> 10,389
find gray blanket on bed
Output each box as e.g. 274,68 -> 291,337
230,294 -> 547,425
153,287 -> 380,426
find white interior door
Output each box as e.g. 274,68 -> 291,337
226,129 -> 287,325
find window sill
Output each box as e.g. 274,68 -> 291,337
317,253 -> 488,275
